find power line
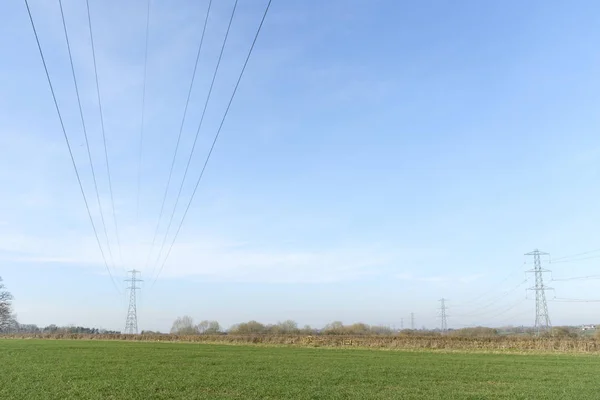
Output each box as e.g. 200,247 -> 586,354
151,0 -> 273,286
461,289 -> 528,320
145,0 -> 214,278
136,0 -> 152,222
453,301 -> 530,328
149,0 -> 239,279
552,248 -> 600,262
552,274 -> 600,282
551,297 -> 600,303
86,0 -> 123,268
454,279 -> 528,317
489,308 -> 530,327
24,0 -> 120,293
453,264 -> 524,308
479,297 -> 527,322
58,0 -> 119,278
551,254 -> 600,264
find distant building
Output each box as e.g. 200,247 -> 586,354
581,325 -> 596,331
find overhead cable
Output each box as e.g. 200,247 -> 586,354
150,0 -> 240,278
136,0 -> 152,222
551,254 -> 600,264
552,248 -> 600,262
551,297 -> 600,303
24,0 -> 121,293
453,264 -> 525,308
58,0 -> 119,277
454,279 -> 528,317
552,274 -> 600,282
145,0 -> 214,278
151,0 -> 273,286
86,0 -> 123,267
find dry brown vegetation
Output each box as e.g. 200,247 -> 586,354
3,333 -> 600,354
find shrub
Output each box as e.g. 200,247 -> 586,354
451,327 -> 498,338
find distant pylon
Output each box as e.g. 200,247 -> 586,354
124,269 -> 142,334
525,249 -> 552,335
400,318 -> 404,330
410,312 -> 415,330
439,298 -> 448,334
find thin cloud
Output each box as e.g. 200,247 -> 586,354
396,273 -> 484,285
0,228 -> 410,284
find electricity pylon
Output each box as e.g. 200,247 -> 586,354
525,249 -> 552,336
124,269 -> 142,334
439,298 -> 448,334
410,312 -> 415,330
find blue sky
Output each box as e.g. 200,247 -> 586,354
1,0 -> 600,332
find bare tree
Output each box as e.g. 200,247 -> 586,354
0,277 -> 13,332
6,315 -> 18,333
348,323 -> 370,335
197,320 -> 221,335
300,325 -> 315,335
170,316 -> 198,335
196,320 -> 209,334
269,320 -> 298,334
206,321 -> 221,334
229,320 -> 266,334
370,325 -> 393,335
323,321 -> 345,335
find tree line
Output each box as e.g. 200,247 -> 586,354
3,323 -> 121,335
169,317 -> 600,338
169,316 -> 410,336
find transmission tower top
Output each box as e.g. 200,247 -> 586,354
525,249 -> 550,268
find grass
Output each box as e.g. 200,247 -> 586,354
1,339 -> 599,399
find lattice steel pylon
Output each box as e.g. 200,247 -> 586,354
124,269 -> 142,334
439,298 -> 448,334
525,249 -> 552,336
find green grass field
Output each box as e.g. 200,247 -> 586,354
1,339 -> 598,399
